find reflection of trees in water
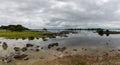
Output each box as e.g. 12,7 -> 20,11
106,30 -> 110,36
97,29 -> 110,36
106,33 -> 110,36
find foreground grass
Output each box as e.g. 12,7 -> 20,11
0,30 -> 52,39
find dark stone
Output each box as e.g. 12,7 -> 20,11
48,44 -> 52,49
41,47 -> 43,49
16,38 -> 19,40
73,49 -> 77,51
35,46 -> 40,48
84,49 -> 87,51
2,42 -> 8,50
36,49 -> 39,52
53,43 -> 59,46
105,53 -> 109,56
81,48 -> 84,50
42,36 -> 48,41
48,43 -> 59,49
26,44 -> 34,47
14,54 -> 28,59
65,51 -> 68,54
22,37 -> 26,40
81,48 -> 87,51
43,34 -> 56,39
56,47 -> 67,52
118,49 -> 120,51
36,37 -> 39,40
24,58 -> 29,60
14,47 -> 21,52
21,47 -> 27,52
28,36 -> 35,40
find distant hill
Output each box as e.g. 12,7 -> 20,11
0,24 -> 29,32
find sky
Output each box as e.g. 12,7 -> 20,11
0,0 -> 120,29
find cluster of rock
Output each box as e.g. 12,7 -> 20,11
0,37 -> 69,64
56,47 -> 67,52
48,43 -> 59,49
0,43 -> 42,63
15,31 -> 71,41
1,52 -> 28,63
42,31 -> 71,41
47,43 -> 67,52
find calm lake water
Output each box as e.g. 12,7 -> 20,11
0,30 -> 120,55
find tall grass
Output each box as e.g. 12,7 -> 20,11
0,30 -> 51,39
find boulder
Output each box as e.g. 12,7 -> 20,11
14,54 -> 28,59
21,47 -> 27,52
36,49 -> 40,52
22,37 -> 26,40
28,36 -> 35,40
73,49 -> 77,51
48,43 -> 59,49
42,36 -> 48,41
14,47 -> 21,51
26,44 -> 34,47
2,42 -> 8,50
24,58 -> 29,60
56,47 -> 67,52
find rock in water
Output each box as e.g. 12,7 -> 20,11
42,36 -> 48,41
26,44 -> 34,47
2,42 -> 8,50
14,47 -> 21,51
28,37 -> 35,40
0,56 -> 13,63
48,43 -> 59,49
21,47 -> 27,52
14,54 -> 28,60
56,47 -> 67,52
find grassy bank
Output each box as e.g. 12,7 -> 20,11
0,30 -> 52,39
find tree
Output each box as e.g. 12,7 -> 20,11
42,28 -> 47,32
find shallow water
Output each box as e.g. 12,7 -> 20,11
48,30 -> 120,48
0,30 -> 120,56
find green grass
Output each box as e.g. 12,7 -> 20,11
0,30 -> 52,39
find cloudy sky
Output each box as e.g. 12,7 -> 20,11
0,0 -> 120,29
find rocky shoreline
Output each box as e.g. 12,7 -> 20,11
0,44 -> 120,65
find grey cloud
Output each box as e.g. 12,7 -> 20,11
0,0 -> 119,29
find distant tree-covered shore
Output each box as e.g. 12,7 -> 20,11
0,24 -> 29,32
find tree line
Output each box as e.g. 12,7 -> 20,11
0,24 -> 29,32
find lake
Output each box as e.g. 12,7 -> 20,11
0,30 -> 120,56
